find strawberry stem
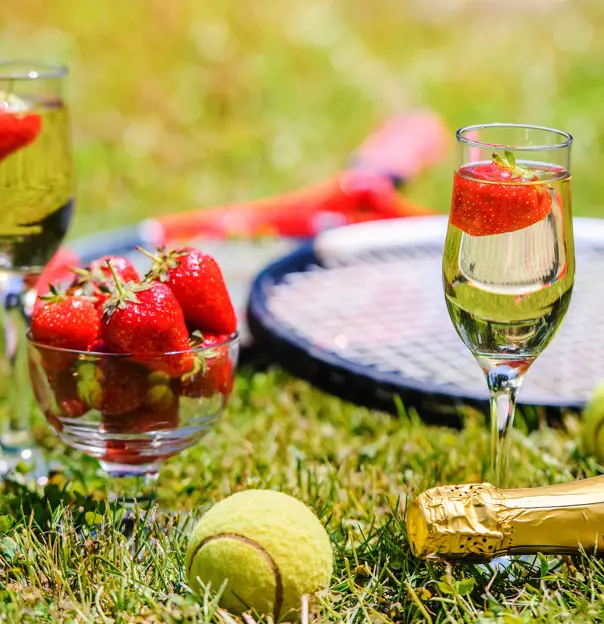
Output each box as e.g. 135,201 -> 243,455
135,246 -> 162,263
503,150 -> 516,167
106,260 -> 125,297
492,150 -> 535,180
39,283 -> 68,303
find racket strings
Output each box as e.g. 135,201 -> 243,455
266,241 -> 604,404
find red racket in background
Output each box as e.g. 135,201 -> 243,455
36,110 -> 449,347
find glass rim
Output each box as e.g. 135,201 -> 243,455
0,60 -> 68,80
456,123 -> 573,152
26,331 -> 239,357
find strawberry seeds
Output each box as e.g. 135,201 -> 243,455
450,151 -> 554,237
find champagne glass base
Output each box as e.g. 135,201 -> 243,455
100,460 -> 160,508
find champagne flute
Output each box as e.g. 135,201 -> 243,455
443,124 -> 574,487
0,61 -> 74,479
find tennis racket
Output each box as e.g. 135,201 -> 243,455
246,216 -> 604,424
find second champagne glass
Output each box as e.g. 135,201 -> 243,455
443,124 -> 574,487
0,61 -> 73,478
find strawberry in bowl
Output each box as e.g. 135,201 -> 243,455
27,247 -> 239,487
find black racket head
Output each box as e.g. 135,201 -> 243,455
247,216 -> 604,425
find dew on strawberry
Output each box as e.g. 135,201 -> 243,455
101,259 -> 195,377
30,286 -> 102,371
137,246 -> 237,335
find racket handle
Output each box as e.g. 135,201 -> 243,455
350,110 -> 450,184
160,171 -> 434,241
158,110 -> 446,241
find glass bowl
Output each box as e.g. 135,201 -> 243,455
27,333 -> 239,502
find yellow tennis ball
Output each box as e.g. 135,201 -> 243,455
583,380 -> 604,462
185,489 -> 333,621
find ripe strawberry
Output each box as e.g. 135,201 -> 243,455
140,246 -> 236,335
101,261 -> 193,377
104,372 -> 180,434
76,359 -> 148,417
101,371 -> 180,465
66,276 -> 109,313
51,369 -> 87,418
101,439 -> 174,466
0,111 -> 42,161
31,286 -> 101,350
450,151 -> 553,237
180,350 -> 234,399
31,287 -> 101,373
188,331 -> 231,350
199,333 -> 231,348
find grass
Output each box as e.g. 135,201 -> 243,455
2,0 -> 604,621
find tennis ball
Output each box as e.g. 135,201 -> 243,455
186,489 -> 333,621
583,380 -> 604,463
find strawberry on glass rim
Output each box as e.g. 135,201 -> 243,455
450,150 -> 553,237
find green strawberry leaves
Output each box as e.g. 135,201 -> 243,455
136,246 -> 189,283
102,259 -> 152,318
492,150 -> 536,181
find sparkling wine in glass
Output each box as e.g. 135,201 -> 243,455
442,124 -> 574,487
0,61 -> 73,478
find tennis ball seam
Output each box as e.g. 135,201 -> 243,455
187,532 -> 283,620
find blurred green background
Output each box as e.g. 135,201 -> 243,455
1,0 -> 602,238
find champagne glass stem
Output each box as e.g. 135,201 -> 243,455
0,273 -> 41,477
483,363 -> 525,488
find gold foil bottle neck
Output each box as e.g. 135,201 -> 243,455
407,482 -> 508,560
407,475 -> 604,561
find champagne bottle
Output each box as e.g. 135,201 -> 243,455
407,475 -> 604,561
